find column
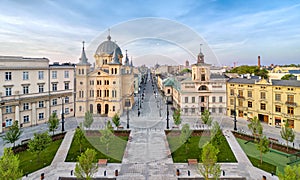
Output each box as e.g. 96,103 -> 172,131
45,100 -> 50,120
15,105 -> 20,126
31,102 -> 37,126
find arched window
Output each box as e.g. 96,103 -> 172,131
199,85 -> 208,91
115,68 -> 117,74
79,106 -> 82,112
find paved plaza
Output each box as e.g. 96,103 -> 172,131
0,73 -> 297,179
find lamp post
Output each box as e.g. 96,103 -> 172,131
59,97 -> 65,132
166,96 -> 171,129
233,96 -> 237,131
125,99 -> 130,129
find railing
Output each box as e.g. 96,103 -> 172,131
285,101 -> 297,106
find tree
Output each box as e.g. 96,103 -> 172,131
280,121 -> 295,152
257,135 -> 269,164
181,68 -> 192,74
198,142 -> 221,180
281,74 -> 296,80
254,68 -> 269,79
74,126 -> 85,153
247,116 -> 263,142
112,113 -> 120,129
210,121 -> 223,146
106,121 -> 113,131
180,124 -> 192,153
100,128 -> 114,153
2,120 -> 22,148
27,132 -> 52,163
84,111 -> 94,130
201,110 -> 212,127
173,109 -> 181,126
75,148 -> 98,180
48,112 -> 59,135
0,148 -> 23,179
278,164 -> 300,180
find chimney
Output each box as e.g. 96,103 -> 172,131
258,56 -> 261,69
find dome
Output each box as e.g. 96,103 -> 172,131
95,36 -> 121,56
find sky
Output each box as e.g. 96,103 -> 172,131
0,0 -> 300,67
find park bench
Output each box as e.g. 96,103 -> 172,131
269,149 -> 291,158
21,138 -> 31,145
268,137 -> 279,142
98,159 -> 108,166
188,159 -> 198,165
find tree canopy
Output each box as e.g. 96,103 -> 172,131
84,111 -> 94,129
247,116 -> 263,142
227,65 -> 269,79
0,148 -> 23,179
278,164 -> 300,180
75,148 -> 98,180
280,121 -> 295,152
74,126 -> 85,153
173,109 -> 181,126
112,113 -> 120,129
48,112 -> 59,135
2,120 -> 22,148
27,132 -> 52,163
281,74 -> 296,80
201,110 -> 212,127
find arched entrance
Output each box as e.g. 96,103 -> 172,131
105,104 -> 109,115
97,104 -> 101,114
90,104 -> 93,113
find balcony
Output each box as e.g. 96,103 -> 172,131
285,101 -> 297,107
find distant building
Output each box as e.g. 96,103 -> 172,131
227,78 -> 300,132
75,35 -> 134,118
0,56 -> 75,133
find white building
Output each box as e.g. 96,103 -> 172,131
0,56 -> 75,133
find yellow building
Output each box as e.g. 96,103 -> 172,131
227,78 -> 300,132
75,35 -> 134,118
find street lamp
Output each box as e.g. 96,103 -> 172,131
59,97 -> 65,132
125,99 -> 130,129
166,95 -> 172,129
233,96 -> 237,131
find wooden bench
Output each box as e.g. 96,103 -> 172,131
21,138 -> 31,145
98,159 -> 108,166
188,159 -> 198,165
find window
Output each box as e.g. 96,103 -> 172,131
23,86 -> 29,94
230,99 -> 234,105
97,90 -> 100,97
212,96 -> 216,103
287,95 -> 294,102
184,108 -> 188,113
39,84 -> 44,93
23,115 -> 29,123
219,96 -> 223,102
65,108 -> 69,114
113,106 -> 115,111
52,83 -> 57,91
192,97 -> 195,103
64,82 -> 69,90
238,90 -> 243,97
247,91 -> 252,98
5,72 -> 12,81
230,89 -> 234,96
38,113 -> 44,120
275,94 -> 281,101
23,72 -> 29,80
167,89 -> 171,94
185,97 -> 188,103
38,101 -> 44,108
65,96 -> 69,103
287,107 -> 294,115
191,108 -> 195,114
38,71 -> 44,80
219,107 -> 223,113
260,92 -> 266,99
79,106 -> 82,112
52,99 -> 57,106
5,119 -> 12,127
52,110 -> 57,114
52,71 -> 57,79
5,106 -> 12,113
5,87 -> 12,96
260,103 -> 266,110
199,85 -> 207,91
90,90 -> 94,97
238,99 -> 243,106
201,74 -> 205,81
248,101 -> 252,108
64,71 -> 69,78
212,107 -> 216,113
200,96 -> 205,102
90,80 -> 94,85
275,105 -> 281,112
23,103 -> 29,110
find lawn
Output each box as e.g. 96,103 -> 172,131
167,134 -> 237,163
19,139 -> 63,176
66,133 -> 128,163
236,138 -> 300,174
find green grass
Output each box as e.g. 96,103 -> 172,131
19,139 -> 63,176
66,134 -> 128,163
236,138 -> 300,174
247,156 -> 277,174
167,135 -> 237,163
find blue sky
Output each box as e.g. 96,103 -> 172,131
0,0 -> 300,66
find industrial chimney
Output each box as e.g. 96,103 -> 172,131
258,56 -> 261,69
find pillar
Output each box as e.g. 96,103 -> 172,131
31,102 -> 37,126
15,105 -> 20,126
45,100 -> 50,120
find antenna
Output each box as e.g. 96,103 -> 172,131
82,41 -> 85,49
200,44 -> 203,53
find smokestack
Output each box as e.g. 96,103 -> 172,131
258,56 -> 261,68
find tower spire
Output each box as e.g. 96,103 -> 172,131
107,28 -> 111,41
200,43 -> 203,53
125,49 -> 130,66
79,40 -> 88,64
197,43 -> 204,64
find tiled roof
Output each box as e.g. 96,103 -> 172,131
227,78 -> 257,84
272,80 -> 300,87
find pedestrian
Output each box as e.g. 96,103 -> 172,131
222,170 -> 225,176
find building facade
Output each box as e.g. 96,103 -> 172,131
75,35 -> 134,118
0,56 -> 75,133
227,78 -> 300,132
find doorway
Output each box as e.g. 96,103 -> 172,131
97,104 -> 101,114
105,104 -> 109,114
